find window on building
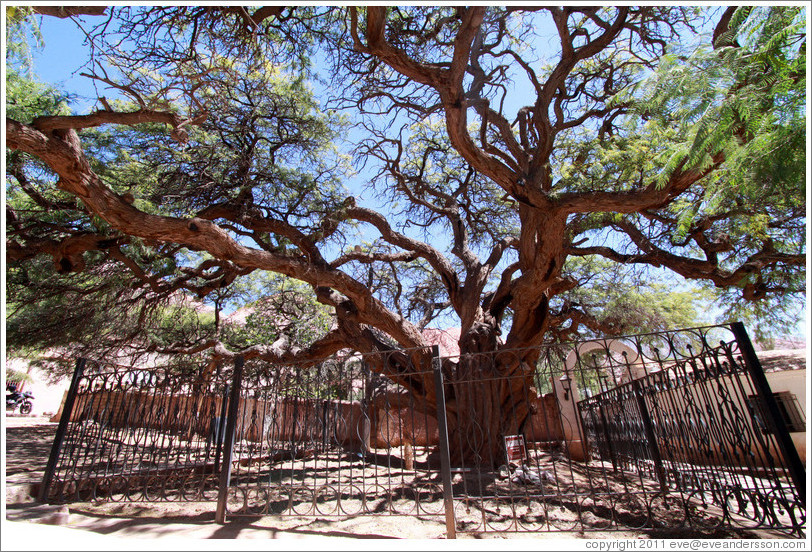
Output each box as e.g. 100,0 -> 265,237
747,392 -> 806,433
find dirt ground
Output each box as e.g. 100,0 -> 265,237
2,415 -> 804,547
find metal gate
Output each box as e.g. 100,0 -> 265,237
39,358 -> 235,503
576,323 -> 805,535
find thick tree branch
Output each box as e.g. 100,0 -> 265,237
555,153 -> 724,215
159,327 -> 349,365
32,110 -> 207,143
570,234 -> 804,298
31,6 -> 108,18
7,233 -> 128,273
6,117 -> 424,350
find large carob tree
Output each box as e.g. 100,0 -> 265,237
6,6 -> 805,464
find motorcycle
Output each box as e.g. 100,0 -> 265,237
6,389 -> 35,415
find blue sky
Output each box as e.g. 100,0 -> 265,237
30,15 -> 98,108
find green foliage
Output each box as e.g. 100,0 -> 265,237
558,7 -> 805,338
5,7 -> 71,124
5,247 -> 335,365
710,284 -> 805,347
5,367 -> 33,384
559,257 -> 713,337
5,5 -> 43,74
144,302 -> 218,349
220,276 -> 334,350
5,69 -> 71,123
636,7 -> 805,196
5,257 -> 136,355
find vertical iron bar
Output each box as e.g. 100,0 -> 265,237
597,403 -> 618,473
39,357 -> 86,503
731,322 -> 806,507
631,379 -> 668,495
321,399 -> 329,452
213,384 -> 230,474
431,345 -> 456,539
215,356 -> 244,524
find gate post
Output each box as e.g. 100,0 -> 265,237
731,322 -> 806,507
596,403 -> 618,473
39,357 -> 86,503
215,356 -> 244,524
431,345 -> 456,539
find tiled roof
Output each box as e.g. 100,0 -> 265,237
421,327 -> 462,356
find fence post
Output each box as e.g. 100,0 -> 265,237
215,356 -> 244,524
731,322 -> 806,507
596,403 -> 618,473
431,345 -> 456,539
39,357 -> 86,503
213,383 -> 230,475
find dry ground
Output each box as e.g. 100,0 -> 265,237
3,415 -> 801,545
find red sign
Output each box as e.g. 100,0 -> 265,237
504,434 -> 526,465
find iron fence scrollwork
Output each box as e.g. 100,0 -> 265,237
38,323 -> 805,538
39,358 -> 234,504
577,323 -> 805,536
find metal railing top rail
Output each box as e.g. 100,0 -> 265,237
58,325 -> 745,383
438,324 -> 740,361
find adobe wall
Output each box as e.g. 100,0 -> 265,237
52,388 -> 566,451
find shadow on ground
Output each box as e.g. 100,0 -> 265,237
5,502 -> 402,539
2,418 -> 798,541
5,421 -> 56,483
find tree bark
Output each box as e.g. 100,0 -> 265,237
31,7 -> 108,18
433,325 -> 539,467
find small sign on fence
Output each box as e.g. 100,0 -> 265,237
504,434 -> 526,465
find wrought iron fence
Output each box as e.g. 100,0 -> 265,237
436,342 -> 680,534
575,323 -> 805,536
40,323 -> 805,538
39,359 -> 235,503
433,323 -> 804,537
219,348 -> 448,521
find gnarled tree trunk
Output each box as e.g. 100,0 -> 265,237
417,326 -> 543,468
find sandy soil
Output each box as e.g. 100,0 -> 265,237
3,415 -> 801,544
